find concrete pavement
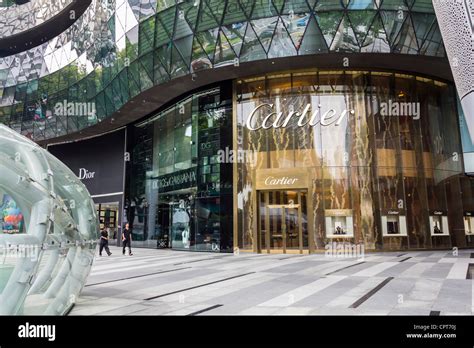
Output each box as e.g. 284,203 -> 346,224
70,247 -> 474,316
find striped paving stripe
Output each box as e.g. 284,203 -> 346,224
214,257 -> 292,271
85,267 -> 192,287
358,255 -> 385,262
399,257 -> 411,262
250,257 -> 320,273
394,278 -> 443,311
91,262 -> 173,276
91,255 -> 195,270
94,253 -> 180,263
186,304 -> 223,316
325,261 -> 366,275
349,277 -> 394,308
352,262 -> 399,277
117,268 -> 257,299
86,267 -> 202,290
168,272 -> 282,299
324,277 -> 388,308
399,262 -> 435,278
173,256 -> 229,265
447,262 -> 470,279
90,255 -> 224,275
295,261 -> 353,276
257,275 -> 346,307
438,257 -> 458,263
144,272 -> 255,300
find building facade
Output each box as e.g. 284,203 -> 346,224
1,0 -> 474,252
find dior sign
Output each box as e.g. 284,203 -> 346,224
246,103 -> 354,131
78,168 -> 95,180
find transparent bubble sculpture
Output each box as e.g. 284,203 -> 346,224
0,124 -> 98,315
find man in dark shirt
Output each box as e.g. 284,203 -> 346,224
122,223 -> 133,256
99,228 -> 112,256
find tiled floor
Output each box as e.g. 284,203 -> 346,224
70,247 -> 474,316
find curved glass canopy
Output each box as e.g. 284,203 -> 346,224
0,123 -> 98,315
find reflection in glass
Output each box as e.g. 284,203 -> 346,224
127,86 -> 233,251
236,70 -> 471,252
1,1 -> 446,142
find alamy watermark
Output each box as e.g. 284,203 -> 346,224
217,147 -> 257,165
379,99 -> 420,120
0,243 -> 40,262
18,322 -> 55,342
54,100 -> 96,118
325,241 -> 365,260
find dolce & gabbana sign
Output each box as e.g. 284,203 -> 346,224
152,168 -> 197,192
246,103 -> 355,130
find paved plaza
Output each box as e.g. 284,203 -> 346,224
71,247 -> 474,316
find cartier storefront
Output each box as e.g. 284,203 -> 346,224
233,70 -> 474,253
126,69 -> 474,253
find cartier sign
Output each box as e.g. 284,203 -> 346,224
265,176 -> 299,186
246,103 -> 354,130
256,168 -> 309,190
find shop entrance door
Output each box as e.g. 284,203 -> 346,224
157,189 -> 195,249
258,191 -> 308,254
96,202 -> 119,240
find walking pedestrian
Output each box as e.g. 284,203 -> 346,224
99,227 -> 112,256
122,223 -> 133,256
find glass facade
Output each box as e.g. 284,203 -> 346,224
0,0 -> 73,38
124,68 -> 474,253
235,70 -> 474,252
126,84 -> 233,252
0,0 -> 445,142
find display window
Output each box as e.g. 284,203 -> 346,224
429,214 -> 449,236
325,210 -> 354,238
97,203 -> 119,239
382,215 -> 407,236
464,214 -> 474,236
126,86 -> 233,251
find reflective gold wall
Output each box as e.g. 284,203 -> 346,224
234,70 -> 474,252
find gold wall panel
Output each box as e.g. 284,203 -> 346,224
234,70 -> 467,252
256,168 -> 310,190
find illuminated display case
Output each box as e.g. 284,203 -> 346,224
325,210 -> 354,238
